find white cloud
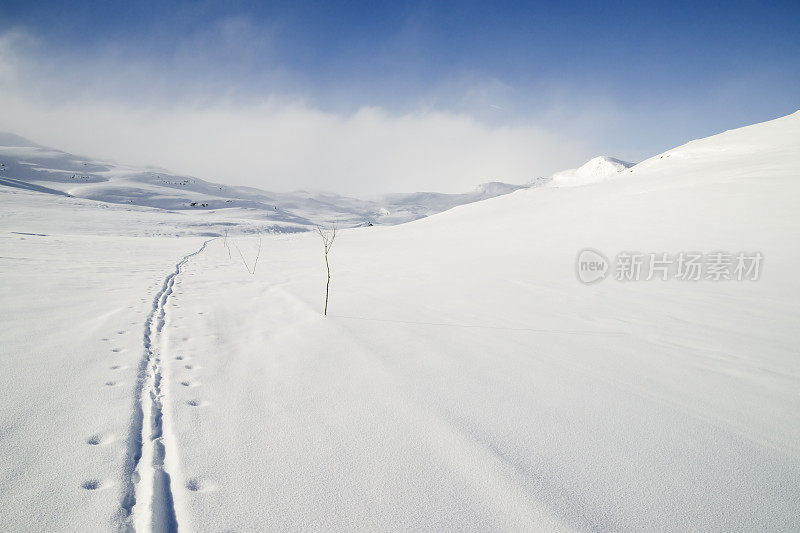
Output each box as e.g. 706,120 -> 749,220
0,29 -> 590,195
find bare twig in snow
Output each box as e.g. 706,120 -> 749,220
223,228 -> 232,260
231,236 -> 261,275
316,223 -> 337,315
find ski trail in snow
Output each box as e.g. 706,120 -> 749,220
119,239 -> 213,532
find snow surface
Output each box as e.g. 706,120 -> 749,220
1,111 -> 799,531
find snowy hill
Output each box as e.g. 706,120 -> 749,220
1,111 -> 799,531
0,135 -> 530,230
547,155 -> 634,187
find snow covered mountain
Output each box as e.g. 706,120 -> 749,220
1,111 -> 799,531
0,133 -> 530,230
547,155 -> 634,187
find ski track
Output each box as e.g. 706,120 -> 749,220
118,239 -> 213,532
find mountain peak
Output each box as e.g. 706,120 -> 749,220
548,155 -> 634,187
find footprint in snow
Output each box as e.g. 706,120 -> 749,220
81,479 -> 102,490
185,477 -> 215,492
86,434 -> 113,446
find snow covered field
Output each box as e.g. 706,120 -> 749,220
1,111 -> 799,531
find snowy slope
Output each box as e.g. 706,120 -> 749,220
0,135 -> 530,229
157,111 -> 800,531
1,111 -> 799,531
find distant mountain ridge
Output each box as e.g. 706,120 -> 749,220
0,133 -> 534,230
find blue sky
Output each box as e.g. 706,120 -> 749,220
0,0 -> 798,193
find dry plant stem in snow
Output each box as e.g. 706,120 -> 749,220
231,236 -> 261,275
223,228 -> 232,260
317,224 -> 337,315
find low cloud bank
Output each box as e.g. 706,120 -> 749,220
0,29 -> 586,195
